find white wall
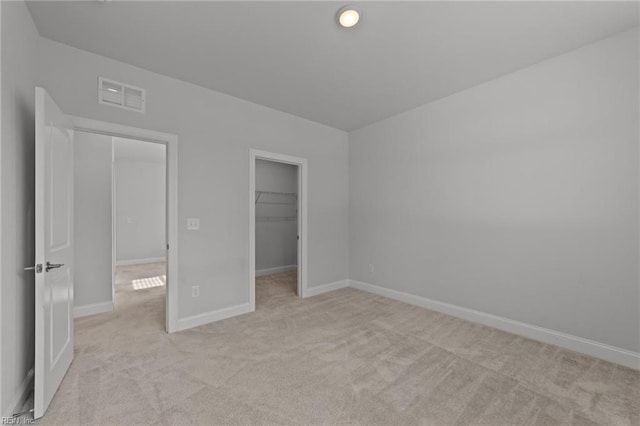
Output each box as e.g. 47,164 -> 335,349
0,0 -> 39,416
255,159 -> 298,273
114,145 -> 166,264
74,131 -> 113,310
37,38 -> 349,320
349,29 -> 639,353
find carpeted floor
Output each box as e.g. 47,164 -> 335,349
37,266 -> 638,425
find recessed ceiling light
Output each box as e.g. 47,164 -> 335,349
337,6 -> 360,28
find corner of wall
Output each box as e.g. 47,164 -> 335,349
0,0 -> 4,415
0,0 -> 40,416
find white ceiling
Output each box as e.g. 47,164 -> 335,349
113,137 -> 166,163
27,1 -> 638,131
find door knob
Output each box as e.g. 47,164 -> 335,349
45,262 -> 64,272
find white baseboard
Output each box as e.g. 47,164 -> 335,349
4,368 -> 34,418
116,257 -> 166,266
172,277 -> 639,369
256,264 -> 297,277
177,303 -> 253,332
176,278 -> 348,331
304,280 -> 350,298
74,301 -> 114,318
349,280 -> 640,370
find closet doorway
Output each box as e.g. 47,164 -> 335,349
249,150 -> 308,310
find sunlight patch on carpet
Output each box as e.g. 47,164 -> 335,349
132,275 -> 166,290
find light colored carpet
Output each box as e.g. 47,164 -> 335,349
37,267 -> 638,425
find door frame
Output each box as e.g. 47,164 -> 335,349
249,149 -> 308,310
70,116 -> 179,333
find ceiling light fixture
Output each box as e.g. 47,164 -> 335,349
337,6 -> 360,28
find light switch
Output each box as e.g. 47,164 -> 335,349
187,218 -> 200,230
127,217 -> 133,224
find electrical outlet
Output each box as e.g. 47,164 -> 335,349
369,264 -> 374,273
191,285 -> 200,298
187,218 -> 200,230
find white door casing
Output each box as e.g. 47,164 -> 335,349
69,116 -> 179,333
33,87 -> 74,419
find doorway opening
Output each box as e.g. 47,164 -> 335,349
112,137 -> 167,319
71,116 -> 179,333
249,150 -> 308,311
255,159 -> 298,306
74,132 -> 167,328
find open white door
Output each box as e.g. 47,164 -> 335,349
32,87 -> 74,419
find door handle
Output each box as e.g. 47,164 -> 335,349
46,262 -> 64,272
24,264 -> 43,273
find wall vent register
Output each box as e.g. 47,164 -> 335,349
98,77 -> 146,113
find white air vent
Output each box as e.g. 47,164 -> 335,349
98,77 -> 145,113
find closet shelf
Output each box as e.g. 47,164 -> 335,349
257,201 -> 297,205
256,216 -> 297,222
255,190 -> 297,204
255,191 -> 297,221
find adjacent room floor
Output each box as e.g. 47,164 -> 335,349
38,271 -> 638,425
116,262 -> 167,293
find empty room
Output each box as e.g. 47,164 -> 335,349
0,1 -> 638,425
